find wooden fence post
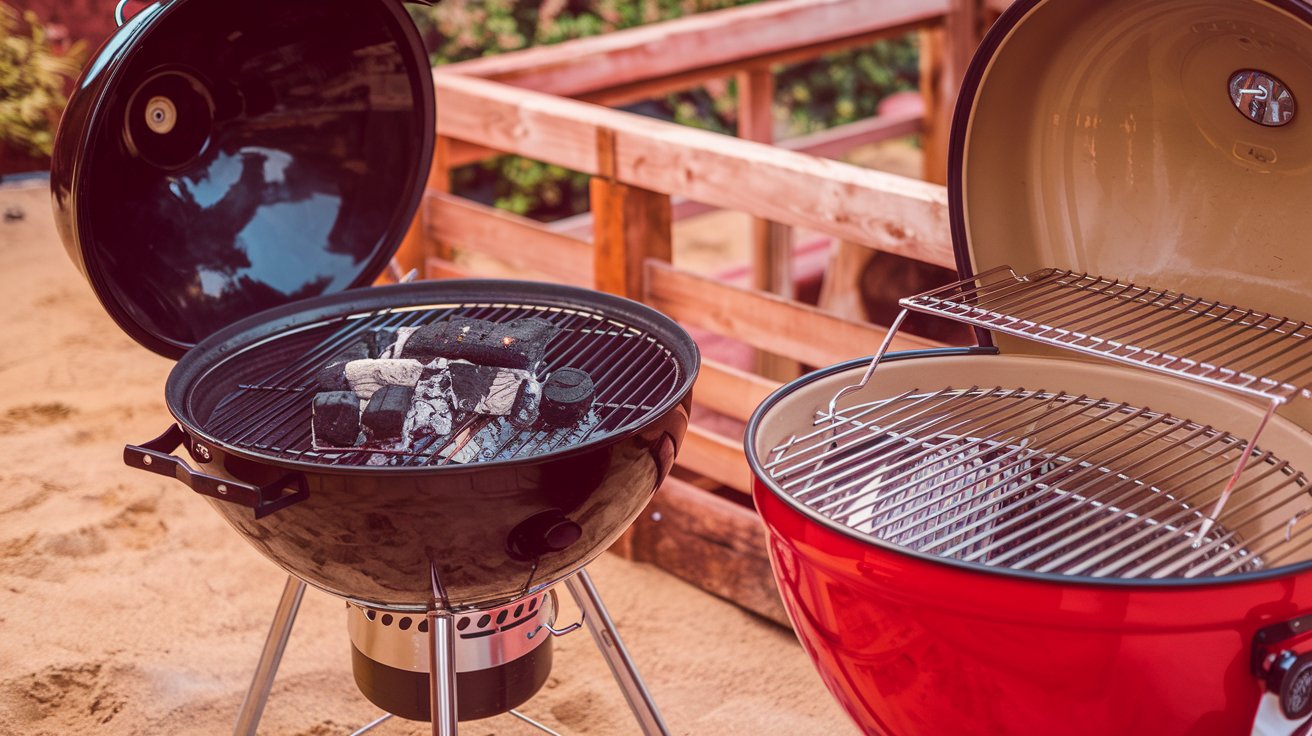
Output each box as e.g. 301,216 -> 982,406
919,0 -> 977,185
589,128 -> 672,559
590,129 -> 673,299
393,135 -> 452,281
737,67 -> 798,380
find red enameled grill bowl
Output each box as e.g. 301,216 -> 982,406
749,353 -> 1312,735
747,0 -> 1312,733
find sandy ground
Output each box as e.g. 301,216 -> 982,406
0,182 -> 852,736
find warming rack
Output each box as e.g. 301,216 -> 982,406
901,266 -> 1312,405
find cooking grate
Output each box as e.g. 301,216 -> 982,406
194,301 -> 682,467
901,267 -> 1312,403
766,386 -> 1312,579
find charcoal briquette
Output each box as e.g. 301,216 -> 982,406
399,317 -> 484,362
362,384 -> 414,441
367,329 -> 397,359
315,341 -> 371,391
400,317 -> 557,370
312,391 -> 362,447
541,368 -> 594,426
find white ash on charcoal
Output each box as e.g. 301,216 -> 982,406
401,317 -> 558,370
341,359 -> 424,401
379,326 -> 421,359
404,375 -> 455,443
437,425 -> 481,464
510,379 -> 542,428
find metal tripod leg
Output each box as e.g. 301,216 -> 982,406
234,575 -> 306,736
427,609 -> 459,736
565,569 -> 671,736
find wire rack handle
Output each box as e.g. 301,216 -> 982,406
826,309 -> 910,418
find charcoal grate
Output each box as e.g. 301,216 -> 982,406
195,301 -> 682,467
767,387 -> 1312,579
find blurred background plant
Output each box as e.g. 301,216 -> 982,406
408,0 -> 919,220
0,3 -> 86,160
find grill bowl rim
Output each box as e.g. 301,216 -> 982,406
161,278 -> 700,476
745,348 -> 1312,590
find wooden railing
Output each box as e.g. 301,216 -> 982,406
399,0 -> 1004,624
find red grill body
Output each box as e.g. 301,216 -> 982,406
756,477 -> 1312,735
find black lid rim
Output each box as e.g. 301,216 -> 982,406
164,279 -> 701,477
71,0 -> 436,361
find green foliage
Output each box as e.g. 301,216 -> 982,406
409,1 -> 919,220
777,40 -> 919,136
0,5 -> 85,157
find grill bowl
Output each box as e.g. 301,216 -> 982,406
137,280 -> 698,611
747,350 -> 1312,735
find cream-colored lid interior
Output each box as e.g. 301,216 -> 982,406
961,0 -> 1312,427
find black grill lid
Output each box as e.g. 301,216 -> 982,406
51,0 -> 435,359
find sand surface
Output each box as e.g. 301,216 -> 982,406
0,182 -> 852,736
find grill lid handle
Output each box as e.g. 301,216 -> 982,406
124,424 -> 308,519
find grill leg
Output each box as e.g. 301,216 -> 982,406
566,569 -> 671,736
234,575 -> 306,736
427,609 -> 459,736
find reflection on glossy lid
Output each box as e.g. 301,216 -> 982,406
51,0 -> 434,358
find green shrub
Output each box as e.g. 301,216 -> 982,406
0,5 -> 85,157
409,1 -> 918,221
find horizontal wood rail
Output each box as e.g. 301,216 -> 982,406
680,425 -> 752,495
629,476 -> 787,626
435,72 -> 955,269
645,261 -> 939,366
445,0 -> 949,98
694,359 -> 780,424
424,192 -> 592,287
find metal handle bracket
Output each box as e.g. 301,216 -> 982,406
1254,614 -> 1312,676
124,424 -> 308,519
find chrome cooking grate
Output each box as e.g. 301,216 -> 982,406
901,267 -> 1312,404
766,387 -> 1312,579
197,301 -> 682,467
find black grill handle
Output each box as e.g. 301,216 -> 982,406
124,424 -> 308,519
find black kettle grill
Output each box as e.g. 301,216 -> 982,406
49,2 -> 698,733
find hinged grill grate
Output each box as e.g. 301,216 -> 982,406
767,387 -> 1312,579
196,301 -> 683,467
901,267 -> 1312,404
